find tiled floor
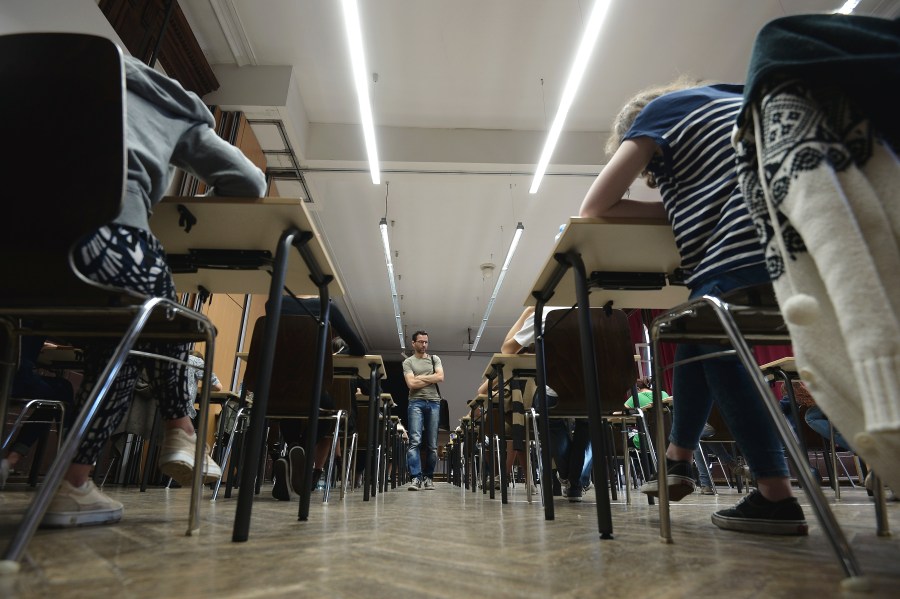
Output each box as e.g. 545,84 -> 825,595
1,479 -> 899,598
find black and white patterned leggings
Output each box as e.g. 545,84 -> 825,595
71,225 -> 191,465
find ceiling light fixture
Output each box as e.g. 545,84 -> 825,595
470,222 -> 525,352
529,0 -> 612,194
340,0 -> 380,184
379,216 -> 404,349
835,0 -> 859,14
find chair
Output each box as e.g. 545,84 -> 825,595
649,283 -> 864,583
696,404 -> 751,493
540,307 -> 642,529
2,399 -> 67,486
241,314 -> 348,506
0,32 -> 216,571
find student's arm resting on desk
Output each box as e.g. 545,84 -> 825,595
325,300 -> 367,356
579,138 -> 667,220
173,126 -> 267,197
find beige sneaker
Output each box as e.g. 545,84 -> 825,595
42,480 -> 123,528
159,428 -> 222,486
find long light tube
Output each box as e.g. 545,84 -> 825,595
835,0 -> 859,13
529,0 -> 612,194
471,223 -> 525,352
340,0 -> 380,184
379,217 -> 404,348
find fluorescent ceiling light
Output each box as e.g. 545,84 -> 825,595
379,217 -> 404,349
835,0 -> 860,14
471,223 -> 525,352
530,0 -> 612,194
340,0 -> 380,184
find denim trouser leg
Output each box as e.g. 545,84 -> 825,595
547,419 -> 571,479
406,399 -> 440,479
566,421 -> 590,488
805,406 -> 851,451
669,264 -> 789,479
580,443 -> 593,488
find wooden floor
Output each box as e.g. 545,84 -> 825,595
1,478 -> 899,598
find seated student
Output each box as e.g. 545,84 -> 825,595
492,306 -> 592,502
1,337 -> 75,488
268,296 -> 367,501
42,54 -> 266,528
579,76 -> 806,534
187,350 -> 223,407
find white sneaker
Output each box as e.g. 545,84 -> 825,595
42,480 -> 123,528
159,428 -> 222,486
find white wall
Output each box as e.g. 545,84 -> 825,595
0,0 -> 121,44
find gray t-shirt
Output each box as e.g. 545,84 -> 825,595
403,354 -> 443,401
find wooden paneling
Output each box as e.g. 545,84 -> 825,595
99,0 -> 219,96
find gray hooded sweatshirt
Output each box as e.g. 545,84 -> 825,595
116,55 -> 267,232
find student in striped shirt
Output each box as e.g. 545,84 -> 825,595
578,79 -> 807,536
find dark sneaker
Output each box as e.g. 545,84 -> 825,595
640,459 -> 696,501
408,477 -> 423,491
272,458 -> 293,501
711,490 -> 808,535
567,485 -> 584,503
288,446 -> 306,496
423,477 -> 435,490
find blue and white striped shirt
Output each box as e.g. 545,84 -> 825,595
624,84 -> 765,287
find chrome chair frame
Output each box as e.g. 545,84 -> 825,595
650,291 -> 863,582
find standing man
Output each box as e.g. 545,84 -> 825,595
403,330 -> 444,490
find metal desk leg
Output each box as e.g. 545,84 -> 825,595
564,251 -> 613,539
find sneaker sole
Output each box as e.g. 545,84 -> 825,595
641,475 -> 696,501
160,459 -> 221,486
42,506 -> 123,528
711,512 -> 809,536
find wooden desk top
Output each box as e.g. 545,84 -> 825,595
150,196 -> 344,297
483,353 -> 537,381
525,217 -> 688,309
760,357 -> 796,372
333,354 -> 386,379
208,390 -> 241,403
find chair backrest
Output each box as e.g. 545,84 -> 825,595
0,33 -> 126,305
543,307 -> 637,417
242,315 -> 334,417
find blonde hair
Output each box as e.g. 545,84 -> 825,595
606,76 -> 703,188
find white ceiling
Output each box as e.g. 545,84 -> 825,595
178,0 -> 898,357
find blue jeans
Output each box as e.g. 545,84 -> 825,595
407,399 -> 440,479
670,265 -> 789,479
548,419 -> 590,487
805,406 -> 851,451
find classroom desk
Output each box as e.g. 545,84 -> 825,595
151,195 -> 342,541
466,395 -> 487,494
333,354 -> 385,500
525,217 -> 685,538
483,353 -> 538,504
378,393 -> 396,492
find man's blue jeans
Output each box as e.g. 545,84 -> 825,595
407,399 -> 440,479
670,264 -> 789,479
